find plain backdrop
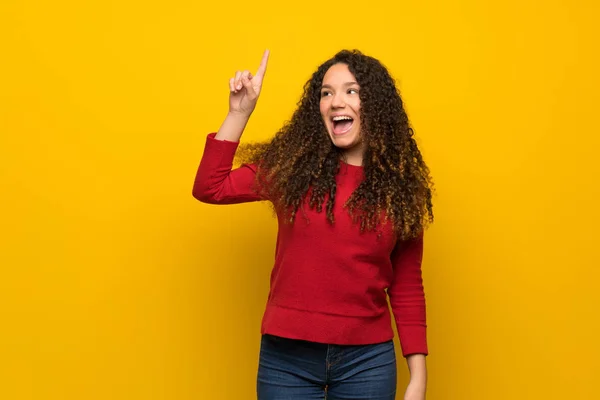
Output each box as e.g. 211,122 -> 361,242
1,0 -> 599,399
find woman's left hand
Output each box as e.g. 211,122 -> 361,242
404,379 -> 426,400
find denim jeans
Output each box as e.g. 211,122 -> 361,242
257,334 -> 397,400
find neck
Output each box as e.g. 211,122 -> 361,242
342,145 -> 364,166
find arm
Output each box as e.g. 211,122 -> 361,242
191,50 -> 270,204
405,354 -> 427,399
191,131 -> 262,204
388,233 -> 428,398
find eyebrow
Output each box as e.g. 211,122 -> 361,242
321,82 -> 359,89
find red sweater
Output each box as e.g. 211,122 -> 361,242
193,133 -> 428,357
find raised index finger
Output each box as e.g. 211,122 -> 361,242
255,49 -> 270,80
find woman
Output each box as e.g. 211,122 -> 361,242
193,49 -> 434,400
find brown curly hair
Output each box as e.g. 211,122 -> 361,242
236,49 -> 434,240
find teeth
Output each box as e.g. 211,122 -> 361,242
332,116 -> 353,121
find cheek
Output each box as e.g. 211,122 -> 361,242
354,102 -> 361,124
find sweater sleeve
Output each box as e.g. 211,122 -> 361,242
388,232 -> 428,357
192,133 -> 265,204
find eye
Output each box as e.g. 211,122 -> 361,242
348,88 -> 359,95
320,90 -> 332,97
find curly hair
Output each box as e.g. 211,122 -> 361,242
236,49 -> 434,240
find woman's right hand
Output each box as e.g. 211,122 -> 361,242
228,49 -> 270,118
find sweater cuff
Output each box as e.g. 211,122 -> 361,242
205,132 -> 240,159
206,132 -> 240,145
398,325 -> 429,357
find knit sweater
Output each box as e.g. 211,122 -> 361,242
193,133 -> 428,357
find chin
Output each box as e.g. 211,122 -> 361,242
329,133 -> 360,149
332,140 -> 355,150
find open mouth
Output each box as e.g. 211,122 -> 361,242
331,115 -> 354,135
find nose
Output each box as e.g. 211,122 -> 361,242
331,92 -> 345,108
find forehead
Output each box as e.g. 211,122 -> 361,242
322,63 -> 357,84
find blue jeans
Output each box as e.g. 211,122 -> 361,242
257,334 -> 397,399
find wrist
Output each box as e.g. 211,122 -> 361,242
409,374 -> 427,385
215,112 -> 250,142
227,110 -> 252,122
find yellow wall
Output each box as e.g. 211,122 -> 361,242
1,0 -> 598,398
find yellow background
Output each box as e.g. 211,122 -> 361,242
1,0 -> 599,399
